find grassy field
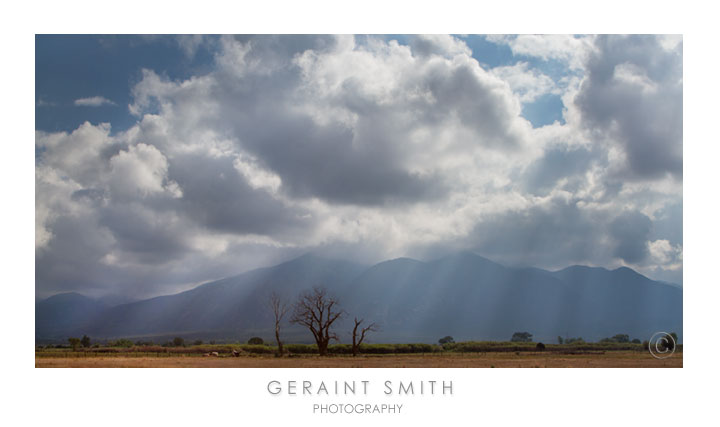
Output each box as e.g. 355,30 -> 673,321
35,350 -> 681,368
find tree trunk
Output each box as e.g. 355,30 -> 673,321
318,340 -> 329,356
275,326 -> 283,355
352,320 -> 358,356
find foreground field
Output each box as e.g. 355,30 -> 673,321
35,351 -> 681,368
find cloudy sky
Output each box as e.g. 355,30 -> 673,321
35,34 -> 683,299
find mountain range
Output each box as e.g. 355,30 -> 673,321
35,252 -> 682,344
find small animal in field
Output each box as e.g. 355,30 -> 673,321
232,349 -> 242,357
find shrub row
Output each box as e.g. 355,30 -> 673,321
280,343 -> 441,354
441,341 -> 648,353
36,341 -> 656,355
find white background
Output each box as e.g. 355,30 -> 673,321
3,1 -> 717,425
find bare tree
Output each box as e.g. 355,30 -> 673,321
269,291 -> 289,355
351,317 -> 378,357
290,287 -> 344,356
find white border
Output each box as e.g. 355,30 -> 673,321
5,1 -> 718,426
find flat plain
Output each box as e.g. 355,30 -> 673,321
35,351 -> 681,368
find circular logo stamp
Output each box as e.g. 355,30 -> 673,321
648,332 -> 676,359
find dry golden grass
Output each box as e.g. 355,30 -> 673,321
35,351 -> 682,368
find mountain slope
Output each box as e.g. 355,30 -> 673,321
551,265 -> 682,341
77,254 -> 367,338
35,293 -> 108,339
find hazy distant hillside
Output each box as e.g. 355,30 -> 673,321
35,253 -> 682,344
35,293 -> 108,339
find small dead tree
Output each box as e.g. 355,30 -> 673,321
351,317 -> 378,357
269,291 -> 289,355
290,287 -> 344,356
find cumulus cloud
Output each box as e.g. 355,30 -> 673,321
36,35 -> 683,298
491,61 -> 559,103
573,35 -> 682,181
36,122 -> 115,186
108,143 -> 182,199
74,96 -> 116,107
486,34 -> 594,70
648,239 -> 682,268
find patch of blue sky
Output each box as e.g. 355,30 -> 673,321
469,36 -> 580,127
512,57 -> 574,127
36,35 -> 574,134
35,35 -> 219,135
521,93 -> 566,127
461,35 -> 516,68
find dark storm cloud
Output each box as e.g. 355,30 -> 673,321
609,211 -> 652,264
522,146 -> 599,194
170,154 -> 313,234
429,199 -> 656,269
71,188 -> 106,202
422,60 -> 526,149
232,107 -> 450,206
574,35 -> 682,180
97,204 -> 191,264
649,201 -> 683,246
466,199 -> 609,267
35,214 -> 116,296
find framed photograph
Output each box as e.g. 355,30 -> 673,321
35,33 -> 683,369
15,1 -> 709,425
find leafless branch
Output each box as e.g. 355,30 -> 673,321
290,287 -> 345,356
352,317 -> 379,356
269,291 -> 289,355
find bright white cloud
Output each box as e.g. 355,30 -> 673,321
487,34 -> 594,70
648,239 -> 682,269
109,143 -> 183,199
491,61 -> 559,103
74,96 -> 116,107
232,154 -> 282,194
35,122 -> 113,186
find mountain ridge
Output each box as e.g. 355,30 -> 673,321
36,252 -> 682,344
